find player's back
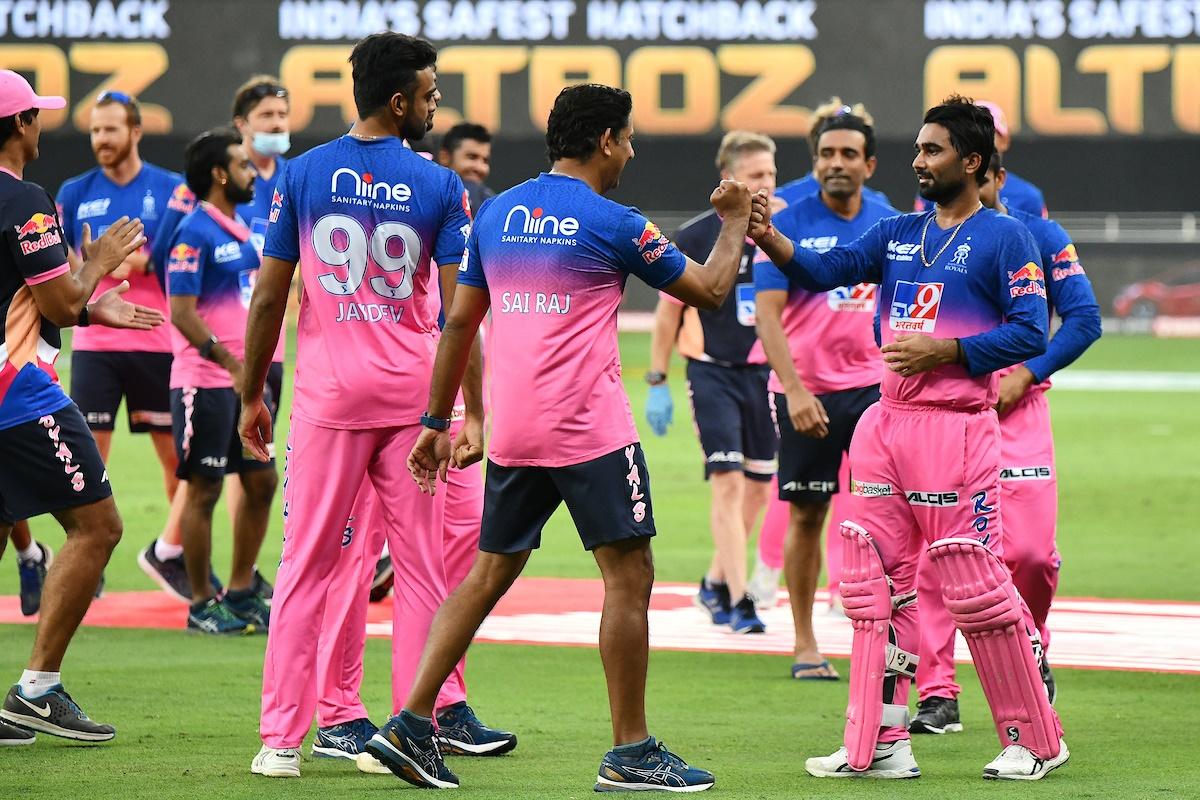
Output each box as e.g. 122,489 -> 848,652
263,136 -> 469,429
463,172 -> 685,467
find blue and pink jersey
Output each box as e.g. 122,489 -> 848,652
263,136 -> 470,429
55,163 -> 179,353
775,206 -> 1048,411
457,173 -> 687,467
1005,208 -> 1101,389
166,203 -> 260,389
753,192 -> 897,395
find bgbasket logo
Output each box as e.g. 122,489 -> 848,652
502,204 -> 579,238
331,168 -> 412,203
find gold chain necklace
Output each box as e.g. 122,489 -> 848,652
919,203 -> 982,268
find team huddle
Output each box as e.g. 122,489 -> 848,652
0,27 -> 1098,792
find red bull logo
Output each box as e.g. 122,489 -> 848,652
1008,262 -> 1047,298
15,212 -> 56,238
168,243 -> 200,273
1052,244 -> 1078,264
168,183 -> 196,213
633,221 -> 664,249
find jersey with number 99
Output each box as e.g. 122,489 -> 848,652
263,136 -> 470,429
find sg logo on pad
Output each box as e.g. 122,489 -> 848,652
889,281 -> 943,333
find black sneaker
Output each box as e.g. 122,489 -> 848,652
17,542 -> 52,617
251,568 -> 273,601
366,711 -> 459,788
137,541 -> 191,602
435,702 -> 517,756
370,556 -> 393,603
0,684 -> 115,741
187,597 -> 255,635
0,718 -> 34,746
908,696 -> 963,734
225,588 -> 270,630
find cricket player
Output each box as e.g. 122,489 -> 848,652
750,96 -> 1068,781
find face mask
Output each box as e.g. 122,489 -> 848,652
252,131 -> 290,156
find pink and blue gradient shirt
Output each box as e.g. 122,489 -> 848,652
166,203 -> 260,389
752,192 -> 897,395
263,136 -> 470,429
457,173 -> 687,467
773,206 -> 1048,411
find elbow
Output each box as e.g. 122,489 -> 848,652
48,307 -> 78,328
1084,313 -> 1103,345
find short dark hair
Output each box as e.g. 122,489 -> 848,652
0,108 -> 37,144
814,113 -> 876,159
184,127 -> 242,199
545,84 -> 632,163
986,150 -> 1004,176
923,95 -> 996,186
232,75 -> 288,120
348,33 -> 437,120
96,91 -> 141,127
441,122 -> 491,155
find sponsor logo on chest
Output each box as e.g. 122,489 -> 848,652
214,241 -> 242,263
78,198 -> 111,219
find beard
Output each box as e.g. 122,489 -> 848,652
227,179 -> 255,205
401,111 -> 433,142
94,136 -> 133,168
917,173 -> 966,205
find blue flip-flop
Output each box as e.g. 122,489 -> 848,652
791,660 -> 840,681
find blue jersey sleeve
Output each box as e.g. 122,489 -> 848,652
262,164 -> 300,263
777,218 -> 886,291
165,224 -> 205,297
54,181 -> 78,252
434,172 -> 471,267
608,208 -> 687,289
152,181 -> 196,278
1024,230 -> 1101,382
456,206 -> 487,290
753,250 -> 789,293
959,222 -> 1047,376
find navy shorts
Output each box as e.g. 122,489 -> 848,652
479,443 -> 656,553
775,384 -> 880,504
685,359 -> 777,482
0,402 -> 112,524
171,387 -> 276,481
70,350 -> 172,433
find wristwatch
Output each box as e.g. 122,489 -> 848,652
76,304 -> 91,327
197,335 -> 219,361
420,412 -> 452,431
644,371 -> 667,386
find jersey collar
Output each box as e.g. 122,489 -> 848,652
199,201 -> 250,243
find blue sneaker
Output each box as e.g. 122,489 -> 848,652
595,737 -> 714,793
366,711 -> 459,789
187,597 -> 255,635
225,588 -> 270,630
694,578 -> 731,625
729,596 -> 766,634
312,717 -> 378,760
17,542 -> 51,617
435,702 -> 517,756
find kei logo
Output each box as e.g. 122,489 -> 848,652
889,281 -> 943,333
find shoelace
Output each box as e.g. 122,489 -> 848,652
56,689 -> 88,720
650,742 -> 687,769
996,745 -> 1028,762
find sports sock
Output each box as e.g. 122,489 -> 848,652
154,538 -> 183,561
400,710 -> 434,737
225,587 -> 255,603
613,736 -> 654,757
16,542 -> 40,563
18,670 -> 60,697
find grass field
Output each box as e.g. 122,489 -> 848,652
1,331 -> 1198,798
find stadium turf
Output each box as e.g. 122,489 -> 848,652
0,331 -> 1197,798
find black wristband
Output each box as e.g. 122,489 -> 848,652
644,370 -> 667,386
955,338 -> 964,365
198,335 -> 219,361
420,412 -> 451,431
76,305 -> 90,327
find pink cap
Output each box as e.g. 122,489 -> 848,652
975,100 -> 1009,138
0,70 -> 65,119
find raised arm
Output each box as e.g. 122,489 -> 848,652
28,217 -> 145,327
658,180 -> 753,310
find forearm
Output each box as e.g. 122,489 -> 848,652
426,318 -> 478,419
756,313 -> 804,394
696,214 -> 751,305
1025,296 -> 1102,382
649,302 -> 682,374
461,334 -> 484,419
756,225 -> 795,267
242,291 -> 287,402
173,307 -> 239,374
961,321 -> 1046,377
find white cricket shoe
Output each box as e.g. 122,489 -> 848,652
805,740 -> 920,779
251,745 -> 301,778
982,740 -> 1069,780
355,751 -> 392,774
747,556 -> 781,609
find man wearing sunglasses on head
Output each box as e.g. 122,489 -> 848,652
141,78 -> 291,602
